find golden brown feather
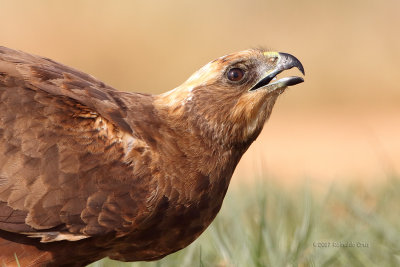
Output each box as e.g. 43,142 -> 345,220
0,46 -> 304,266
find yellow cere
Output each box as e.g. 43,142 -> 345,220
263,51 -> 280,58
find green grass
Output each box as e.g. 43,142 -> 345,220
89,176 -> 400,267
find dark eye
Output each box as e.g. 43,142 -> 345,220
227,68 -> 245,82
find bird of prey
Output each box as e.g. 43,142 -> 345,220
0,46 -> 304,266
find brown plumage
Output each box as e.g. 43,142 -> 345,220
0,46 -> 304,266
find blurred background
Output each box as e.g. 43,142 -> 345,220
2,1 -> 400,266
1,0 -> 399,186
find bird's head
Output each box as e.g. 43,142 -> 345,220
156,49 -> 305,147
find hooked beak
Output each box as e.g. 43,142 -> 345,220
250,52 -> 305,92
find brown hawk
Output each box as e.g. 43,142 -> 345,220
0,47 -> 304,266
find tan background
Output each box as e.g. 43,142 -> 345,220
1,0 -> 399,185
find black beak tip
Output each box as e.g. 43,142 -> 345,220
278,52 -> 305,75
287,76 -> 304,86
299,65 -> 305,75
298,65 -> 305,75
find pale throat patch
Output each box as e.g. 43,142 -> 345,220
245,100 -> 269,136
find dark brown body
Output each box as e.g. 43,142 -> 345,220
0,46 -> 303,266
0,47 -> 260,266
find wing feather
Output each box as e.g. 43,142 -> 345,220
0,46 -> 152,241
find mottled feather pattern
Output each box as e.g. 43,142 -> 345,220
0,46 -> 231,266
0,80 -> 140,236
0,46 -> 303,266
0,47 -> 157,265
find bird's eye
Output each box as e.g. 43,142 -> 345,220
227,68 -> 245,82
